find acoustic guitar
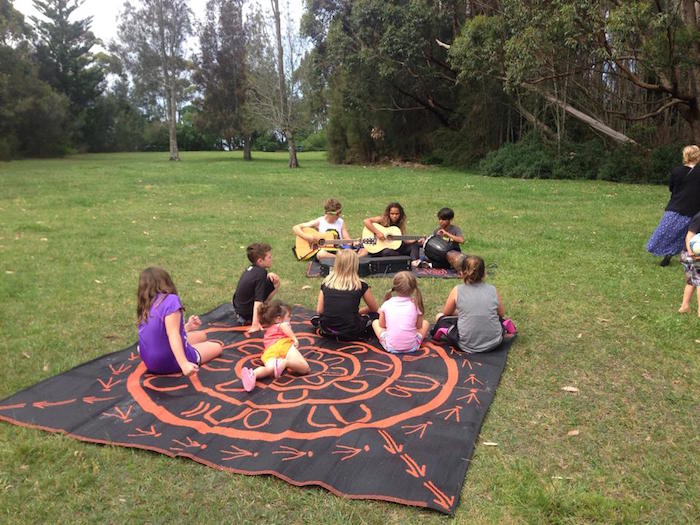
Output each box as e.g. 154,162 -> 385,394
294,227 -> 376,260
361,223 -> 425,254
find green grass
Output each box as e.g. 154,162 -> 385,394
0,151 -> 697,524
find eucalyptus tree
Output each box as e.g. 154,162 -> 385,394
114,0 -> 193,160
271,0 -> 298,167
448,1 -> 700,145
246,1 -> 303,166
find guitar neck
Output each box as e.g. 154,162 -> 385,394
320,237 -> 376,246
386,235 -> 424,241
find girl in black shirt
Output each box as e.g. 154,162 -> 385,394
316,250 -> 379,339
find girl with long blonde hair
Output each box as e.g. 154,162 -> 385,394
315,250 -> 378,339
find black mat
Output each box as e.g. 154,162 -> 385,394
305,260 -> 460,279
0,304 -> 514,514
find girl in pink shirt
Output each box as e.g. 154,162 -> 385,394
372,272 -> 430,353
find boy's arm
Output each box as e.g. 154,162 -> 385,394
293,219 -> 320,241
248,301 -> 264,333
437,225 -> 465,244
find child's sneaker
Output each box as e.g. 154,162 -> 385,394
273,358 -> 283,379
240,367 -> 256,392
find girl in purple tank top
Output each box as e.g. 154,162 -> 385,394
137,267 -> 223,375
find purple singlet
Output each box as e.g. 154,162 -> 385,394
137,294 -> 200,374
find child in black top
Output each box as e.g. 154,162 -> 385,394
232,243 -> 280,332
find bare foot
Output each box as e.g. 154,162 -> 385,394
678,305 -> 690,314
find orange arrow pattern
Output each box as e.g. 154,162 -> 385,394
457,389 -> 481,405
102,405 -> 133,423
333,444 -> 370,462
423,480 -> 455,512
221,444 -> 259,461
401,421 -> 432,439
97,376 -> 122,392
437,405 -> 462,422
0,403 -> 27,411
109,363 -> 132,376
32,399 -> 76,409
83,395 -> 118,404
272,445 -> 313,461
127,425 -> 161,438
171,436 -> 206,451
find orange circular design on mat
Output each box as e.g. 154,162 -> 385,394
128,333 -> 458,442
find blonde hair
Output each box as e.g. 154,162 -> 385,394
386,271 -> 424,313
322,250 -> 363,291
682,145 -> 700,165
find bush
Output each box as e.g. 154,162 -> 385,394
298,130 -> 327,151
478,134 -> 684,184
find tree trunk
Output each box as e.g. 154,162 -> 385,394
167,84 -> 179,161
287,133 -> 298,168
243,136 -> 252,161
271,0 -> 298,168
518,81 -> 637,145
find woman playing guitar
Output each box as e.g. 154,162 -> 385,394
358,202 -> 420,262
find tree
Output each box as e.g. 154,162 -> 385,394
0,0 -> 69,158
194,0 -> 250,156
30,0 -> 104,147
114,0 -> 193,160
448,1 -> 700,145
271,0 -> 299,167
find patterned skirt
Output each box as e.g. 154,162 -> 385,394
646,211 -> 692,256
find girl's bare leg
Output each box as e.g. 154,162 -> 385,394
193,341 -> 223,364
284,347 -> 310,375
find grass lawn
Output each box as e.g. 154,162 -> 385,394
0,151 -> 697,524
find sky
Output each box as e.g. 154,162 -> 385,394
12,0 -> 304,49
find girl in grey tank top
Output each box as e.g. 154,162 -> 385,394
437,255 -> 506,353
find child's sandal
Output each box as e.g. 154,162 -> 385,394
241,367 -> 256,392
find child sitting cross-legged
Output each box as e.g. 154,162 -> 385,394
239,300 -> 310,392
372,271 -> 430,353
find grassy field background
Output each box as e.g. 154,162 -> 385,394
0,151 -> 697,523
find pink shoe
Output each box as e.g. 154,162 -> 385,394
273,358 -> 283,379
502,318 -> 516,335
240,367 -> 256,392
433,327 -> 449,341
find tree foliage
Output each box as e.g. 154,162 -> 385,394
113,0 -> 193,160
193,0 -> 248,151
0,0 -> 69,159
31,0 -> 104,148
303,0 -> 698,167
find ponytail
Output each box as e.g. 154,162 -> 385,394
460,256 -> 485,285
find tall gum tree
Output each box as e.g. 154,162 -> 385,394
114,0 -> 192,161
